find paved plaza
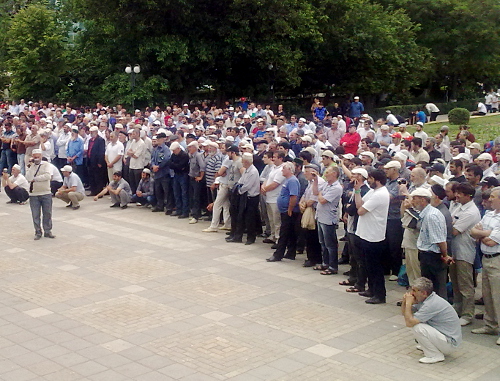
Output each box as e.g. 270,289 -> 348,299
0,192 -> 499,381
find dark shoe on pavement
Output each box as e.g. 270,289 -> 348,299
165,209 -> 173,215
44,232 -> 56,239
170,211 -> 180,216
358,291 -> 373,298
34,234 -> 42,241
475,298 -> 484,305
271,244 -> 278,249
151,207 -> 163,212
244,240 -> 255,245
66,203 -> 73,208
284,254 -> 296,260
266,256 -> 282,262
72,205 -> 80,210
303,260 -> 316,267
226,237 -> 243,243
339,236 -> 347,241
110,203 -> 120,208
365,297 -> 386,304
120,205 -> 128,209
178,214 -> 189,219
338,258 -> 349,265
343,271 -> 350,276
263,238 -> 275,244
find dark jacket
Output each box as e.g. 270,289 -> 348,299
88,136 -> 106,167
167,150 -> 189,174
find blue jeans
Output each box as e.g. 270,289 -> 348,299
131,194 -> 156,205
173,173 -> 189,215
17,154 -> 25,174
189,176 -> 202,219
0,149 -> 16,173
29,194 -> 53,235
317,222 -> 338,270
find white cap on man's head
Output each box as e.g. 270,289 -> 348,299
32,149 -> 43,155
89,126 -> 98,132
187,141 -> 199,148
360,151 -> 375,160
477,152 -> 493,161
394,152 -> 407,161
170,142 -> 180,150
61,165 -> 73,173
384,160 -> 401,169
411,188 -> 432,198
352,168 -> 368,179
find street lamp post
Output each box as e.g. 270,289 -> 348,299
268,63 -> 275,107
125,64 -> 141,111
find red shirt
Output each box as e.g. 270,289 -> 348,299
340,132 -> 361,155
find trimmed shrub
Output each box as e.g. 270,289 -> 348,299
369,99 -> 480,119
448,108 -> 471,125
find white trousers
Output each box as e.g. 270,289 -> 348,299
266,202 -> 281,241
413,323 -> 456,359
209,184 -> 230,230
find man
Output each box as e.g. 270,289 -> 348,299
94,171 -> 132,209
425,137 -> 441,163
354,169 -> 390,304
187,141 -> 205,224
55,165 -> 85,210
126,128 -> 146,194
448,159 -> 466,183
224,146 -> 244,239
339,124 -> 360,155
476,152 -> 495,179
470,187 -> 500,343
375,125 -> 392,147
401,277 -> 461,364
131,168 -> 155,206
2,164 -> 29,204
449,183 -> 481,326
412,138 -> 430,164
105,131 -> 124,182
168,142 -> 190,218
204,141 -> 224,215
261,151 -> 286,246
425,103 -> 441,121
349,96 -> 364,119
227,153 -> 260,245
0,123 -> 16,172
87,126 -> 107,196
25,149 -> 55,240
435,133 -> 451,163
306,166 -> 343,274
267,162 -> 302,261
411,187 -> 454,298
325,119 -> 344,149
150,132 -> 172,213
383,160 -> 405,281
55,123 -> 71,168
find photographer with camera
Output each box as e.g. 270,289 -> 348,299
2,164 -> 29,205
25,149 -> 55,240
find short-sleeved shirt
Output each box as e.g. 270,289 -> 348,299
227,158 -> 243,189
417,204 -> 447,253
414,292 -> 462,347
63,172 -> 85,194
265,164 -> 286,203
111,178 -> 132,196
479,210 -> 500,255
450,200 -> 481,263
315,180 -> 342,225
386,178 -> 403,220
9,174 -> 29,191
188,151 -> 206,178
277,176 -> 300,214
105,141 -> 124,171
355,186 -> 390,242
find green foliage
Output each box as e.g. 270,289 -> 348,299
448,107 -> 471,125
5,3 -> 70,100
370,100 -> 479,119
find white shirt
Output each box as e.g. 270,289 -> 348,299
128,138 -> 146,169
56,131 -> 71,159
105,141 -> 124,171
9,174 -> 29,191
49,163 -> 63,182
414,130 -> 428,142
425,103 -> 440,113
386,114 -> 399,125
265,164 -> 286,203
478,102 -> 487,113
355,186 -> 390,242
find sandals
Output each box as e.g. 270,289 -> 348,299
339,280 -> 355,286
320,269 -> 338,275
313,265 -> 328,271
346,287 -> 363,293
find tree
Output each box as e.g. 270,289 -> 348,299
5,4 -> 71,100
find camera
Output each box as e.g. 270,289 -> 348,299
2,168 -> 7,173
397,179 -> 407,185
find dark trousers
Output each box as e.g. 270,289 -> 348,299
274,212 -> 300,259
5,186 -> 29,203
128,168 -> 142,194
173,173 -> 189,215
430,112 -> 439,122
234,195 -> 260,242
29,194 -> 52,235
305,227 -> 322,264
189,176 -> 202,219
131,194 -> 156,205
154,176 -> 172,210
50,181 -> 63,196
385,219 -> 404,275
360,238 -> 386,299
419,250 -> 447,299
88,165 -> 107,195
348,233 -> 366,290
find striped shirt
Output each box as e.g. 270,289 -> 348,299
417,204 -> 447,253
204,152 -> 223,187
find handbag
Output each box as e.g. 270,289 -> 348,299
301,206 -> 316,230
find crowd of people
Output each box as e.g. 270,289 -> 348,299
2,97 -> 500,360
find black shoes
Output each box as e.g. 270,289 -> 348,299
284,254 -> 296,260
110,203 -> 120,208
271,244 -> 278,249
72,206 -> 80,210
66,203 -> 73,208
358,291 -> 373,298
266,256 -> 281,262
44,232 -> 56,239
178,214 -> 189,219
151,208 -> 163,212
244,240 -> 255,245
263,238 -> 275,244
303,261 -> 316,267
365,297 -> 386,304
120,205 -> 128,209
34,234 -> 41,240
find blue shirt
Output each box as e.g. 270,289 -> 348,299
315,180 -> 342,225
417,111 -> 427,124
151,143 -> 172,179
314,107 -> 327,120
66,138 -> 84,165
417,204 -> 447,253
277,176 -> 300,214
349,102 -> 364,118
